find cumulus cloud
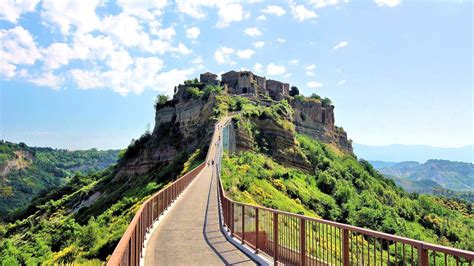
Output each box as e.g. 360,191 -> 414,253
0,0 -> 39,23
30,71 -> 64,90
333,41 -> 348,50
306,64 -> 316,71
186,26 -> 200,40
175,0 -> 247,28
277,38 -> 286,43
0,26 -> 42,77
374,0 -> 401,7
41,0 -> 102,35
309,0 -> 348,8
266,63 -> 286,75
117,0 -> 167,20
291,4 -> 318,21
261,5 -> 286,16
307,81 -> 323,88
244,27 -> 262,37
253,41 -> 265,48
254,63 -> 263,73
257,15 -> 266,21
214,47 -> 235,64
338,80 -> 346,85
236,49 -> 255,59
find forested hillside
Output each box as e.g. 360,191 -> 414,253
220,98 -> 473,252
0,141 -> 120,219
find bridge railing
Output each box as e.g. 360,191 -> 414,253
107,162 -> 205,266
216,123 -> 474,266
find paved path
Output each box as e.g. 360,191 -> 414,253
144,119 -> 257,265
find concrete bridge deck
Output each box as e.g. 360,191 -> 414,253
144,119 -> 257,265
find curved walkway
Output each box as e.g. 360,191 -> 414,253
144,119 -> 257,265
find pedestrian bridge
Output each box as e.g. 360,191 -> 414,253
108,118 -> 473,266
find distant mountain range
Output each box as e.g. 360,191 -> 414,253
354,143 -> 473,163
371,159 -> 474,202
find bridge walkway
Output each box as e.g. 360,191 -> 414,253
144,119 -> 257,265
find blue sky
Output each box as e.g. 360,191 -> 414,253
0,0 -> 472,150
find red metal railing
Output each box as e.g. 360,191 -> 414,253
216,124 -> 474,266
107,162 -> 205,266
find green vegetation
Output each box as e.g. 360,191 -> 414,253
310,93 -> 321,100
289,86 -> 299,96
186,85 -> 223,101
153,94 -> 169,110
321,97 -> 332,107
0,143 -> 205,265
0,141 -> 120,219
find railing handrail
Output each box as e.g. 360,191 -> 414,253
215,121 -> 474,263
108,162 -> 205,265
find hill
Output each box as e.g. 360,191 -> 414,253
354,143 -> 473,163
371,159 -> 474,202
0,141 -> 120,219
0,70 -> 472,265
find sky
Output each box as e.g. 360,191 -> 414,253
0,0 -> 472,150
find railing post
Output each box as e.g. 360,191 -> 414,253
242,204 -> 245,244
300,218 -> 306,266
231,202 -> 234,236
273,212 -> 278,265
343,228 -> 350,266
418,244 -> 429,266
255,207 -> 259,253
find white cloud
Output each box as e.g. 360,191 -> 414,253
186,27 -> 200,40
0,26 -> 42,77
338,80 -> 346,85
117,0 -> 167,20
266,63 -> 286,75
236,49 -> 255,59
244,27 -> 262,37
154,68 -> 196,97
107,50 -> 134,71
309,0 -> 348,8
307,81 -> 323,88
291,4 -> 318,21
192,56 -> 205,69
169,42 -> 193,55
175,0 -> 246,28
42,43 -> 75,70
257,15 -> 266,21
217,3 -> 245,28
283,73 -> 292,78
30,71 -> 64,90
70,69 -> 104,89
374,0 -> 401,7
0,0 -> 39,23
306,64 -> 316,71
253,41 -> 265,48
277,38 -> 286,43
305,71 -> 314,76
41,0 -> 102,35
155,27 -> 176,41
333,41 -> 348,50
254,63 -> 263,73
261,5 -> 286,16
214,47 -> 235,64
288,59 -> 299,65
101,14 -> 150,48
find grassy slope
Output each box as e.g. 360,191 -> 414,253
222,135 -> 473,252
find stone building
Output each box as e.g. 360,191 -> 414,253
266,79 -> 290,101
199,72 -> 219,85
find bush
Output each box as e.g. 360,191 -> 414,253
187,87 -> 203,99
289,86 -> 299,96
310,93 -> 321,100
321,97 -> 332,107
154,94 -> 168,110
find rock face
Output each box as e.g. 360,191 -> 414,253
115,96 -> 217,179
291,98 -> 353,153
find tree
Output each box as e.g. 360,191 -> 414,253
321,97 -> 332,107
289,86 -> 299,96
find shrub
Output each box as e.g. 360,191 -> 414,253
310,93 -> 321,100
289,86 -> 299,96
321,97 -> 332,107
154,94 -> 168,110
187,87 -> 203,99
